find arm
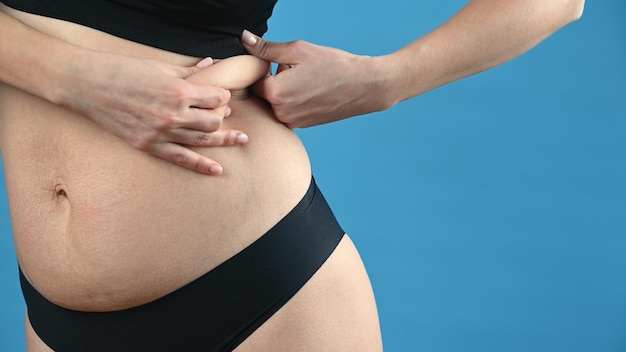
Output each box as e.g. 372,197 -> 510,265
242,0 -> 585,127
0,10 -> 246,175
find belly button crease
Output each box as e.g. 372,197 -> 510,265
54,183 -> 68,199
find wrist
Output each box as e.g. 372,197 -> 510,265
369,49 -> 433,111
363,55 -> 401,112
383,38 -> 456,104
45,45 -> 95,108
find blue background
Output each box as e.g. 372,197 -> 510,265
1,1 -> 624,351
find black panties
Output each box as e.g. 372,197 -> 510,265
20,178 -> 345,352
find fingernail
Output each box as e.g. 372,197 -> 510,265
225,106 -> 232,117
235,133 -> 249,144
241,30 -> 258,46
196,57 -> 213,68
209,164 -> 223,175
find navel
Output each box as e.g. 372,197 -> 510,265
53,182 -> 68,200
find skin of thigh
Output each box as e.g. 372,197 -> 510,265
25,315 -> 53,352
236,236 -> 383,352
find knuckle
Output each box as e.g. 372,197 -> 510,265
288,40 -> 308,53
200,88 -> 229,109
274,111 -> 290,125
217,89 -> 231,105
191,157 -> 210,173
222,132 -> 237,145
170,151 -> 189,165
166,84 -> 192,110
195,133 -> 215,145
257,40 -> 273,58
154,111 -> 180,130
205,115 -> 222,132
262,85 -> 283,106
290,39 -> 306,48
171,83 -> 191,103
128,134 -> 151,151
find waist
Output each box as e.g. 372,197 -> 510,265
1,85 -> 311,311
0,8 -> 312,311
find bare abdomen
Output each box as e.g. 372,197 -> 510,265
0,30 -> 311,311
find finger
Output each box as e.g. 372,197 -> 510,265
178,105 -> 229,132
168,128 -> 249,147
241,30 -> 297,64
195,57 -> 214,69
169,57 -> 214,79
168,63 -> 201,79
151,142 -> 224,175
187,85 -> 231,110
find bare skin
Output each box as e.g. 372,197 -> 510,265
0,5 -> 382,352
0,4 -> 238,175
241,0 -> 585,127
4,1 -> 585,350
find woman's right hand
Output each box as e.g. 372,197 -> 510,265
57,52 -> 246,175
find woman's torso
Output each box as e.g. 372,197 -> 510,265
1,4 -> 383,351
0,4 -> 312,311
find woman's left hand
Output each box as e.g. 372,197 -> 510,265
241,30 -> 395,128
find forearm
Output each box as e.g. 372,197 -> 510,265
0,10 -> 88,104
383,0 -> 585,104
1,9 -> 242,175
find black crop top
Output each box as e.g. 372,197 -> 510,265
2,0 -> 278,58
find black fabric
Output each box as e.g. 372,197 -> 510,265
1,0 -> 278,58
21,178 -> 345,352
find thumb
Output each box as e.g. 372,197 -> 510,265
241,29 -> 293,64
250,74 -> 276,103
